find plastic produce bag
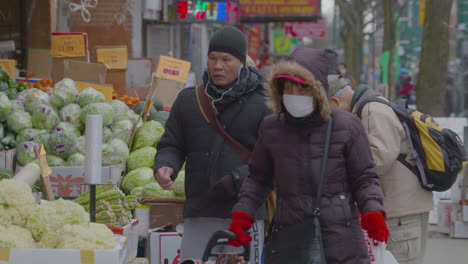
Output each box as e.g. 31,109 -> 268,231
59,104 -> 83,132
16,128 -> 50,146
111,119 -> 134,144
24,89 -> 50,114
363,230 -> 399,264
32,104 -> 60,130
0,93 -> 13,121
101,138 -> 129,166
108,100 -> 130,122
10,99 -> 26,112
17,142 -> 38,166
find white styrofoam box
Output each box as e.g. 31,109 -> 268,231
16,163 -> 126,198
437,200 -> 453,234
0,149 -> 15,170
433,117 -> 467,142
135,205 -> 151,238
109,219 -> 139,263
0,237 -> 127,264
148,231 -> 182,264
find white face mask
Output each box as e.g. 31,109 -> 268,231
282,94 -> 314,118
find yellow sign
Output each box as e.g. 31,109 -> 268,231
51,33 -> 87,58
0,59 -> 16,78
80,250 -> 95,264
0,248 -> 10,261
156,56 -> 191,83
419,0 -> 426,26
96,46 -> 128,70
76,82 -> 114,101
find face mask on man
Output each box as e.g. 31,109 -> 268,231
282,94 -> 314,118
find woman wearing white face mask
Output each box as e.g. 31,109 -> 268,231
226,47 -> 386,264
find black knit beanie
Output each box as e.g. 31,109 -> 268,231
208,26 -> 247,64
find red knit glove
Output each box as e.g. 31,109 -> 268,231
361,211 -> 389,243
228,211 -> 253,247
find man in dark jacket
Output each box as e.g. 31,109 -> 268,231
154,26 -> 270,262
227,47 -> 388,263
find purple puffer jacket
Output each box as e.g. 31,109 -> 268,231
233,48 -> 385,263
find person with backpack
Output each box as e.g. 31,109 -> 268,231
226,47 -> 388,264
328,75 -> 433,264
153,26 -> 269,262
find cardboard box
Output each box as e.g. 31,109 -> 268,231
0,237 -> 127,264
152,79 -> 185,108
126,58 -> 154,97
0,149 -> 16,170
52,57 -> 88,83
109,219 -> 140,263
147,202 -> 184,229
27,48 -> 52,79
148,231 -> 182,264
106,70 -> 127,96
63,60 -> 107,84
437,200 -> 453,234
15,163 -> 126,198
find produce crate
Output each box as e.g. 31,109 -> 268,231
0,237 -> 127,264
0,149 -> 15,170
108,219 -> 140,263
15,163 -> 126,198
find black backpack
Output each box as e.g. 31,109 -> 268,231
357,97 -> 466,192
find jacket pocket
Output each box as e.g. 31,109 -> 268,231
320,192 -> 353,226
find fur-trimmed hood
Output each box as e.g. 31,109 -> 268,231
267,47 -> 331,120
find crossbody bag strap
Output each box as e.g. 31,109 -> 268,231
196,84 -> 252,163
314,116 -> 333,215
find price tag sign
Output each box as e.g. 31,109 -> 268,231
156,56 -> 191,83
51,32 -> 87,58
37,145 -> 52,177
0,59 -> 16,78
96,46 -> 128,70
76,81 -> 114,101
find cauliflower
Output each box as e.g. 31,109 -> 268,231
39,223 -> 115,250
0,207 -> 31,227
27,199 -> 89,241
0,179 -> 36,208
0,225 -> 36,248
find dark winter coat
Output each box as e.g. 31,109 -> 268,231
233,48 -> 385,263
154,67 -> 270,219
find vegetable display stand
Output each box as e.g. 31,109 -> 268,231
108,219 -> 140,263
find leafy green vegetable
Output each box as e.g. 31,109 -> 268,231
101,138 -> 129,166
142,182 -> 176,199
121,167 -> 156,193
31,104 -> 59,130
7,111 -> 32,133
80,103 -> 114,126
0,93 -> 13,121
46,155 -> 66,167
50,78 -> 78,109
132,120 -> 164,151
127,147 -> 156,170
77,88 -> 105,107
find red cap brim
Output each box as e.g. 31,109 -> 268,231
273,74 -> 307,85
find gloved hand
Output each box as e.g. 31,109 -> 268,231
228,211 -> 253,247
361,211 -> 390,243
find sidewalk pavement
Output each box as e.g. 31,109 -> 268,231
423,226 -> 468,264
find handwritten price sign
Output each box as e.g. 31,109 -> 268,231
96,46 -> 128,70
156,56 -> 191,83
51,32 -> 87,58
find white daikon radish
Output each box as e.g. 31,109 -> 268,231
13,162 -> 41,187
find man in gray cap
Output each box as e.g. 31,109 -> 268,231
154,25 -> 269,262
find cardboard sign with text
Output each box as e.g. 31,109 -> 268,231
155,56 -> 191,83
51,32 -> 88,58
76,81 -> 114,101
0,59 -> 16,78
96,46 -> 128,70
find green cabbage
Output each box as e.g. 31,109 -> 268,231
50,78 -> 78,109
132,120 -> 164,151
17,142 -> 38,166
47,155 -> 66,166
16,128 -> 50,146
25,89 -> 50,114
130,186 -> 144,200
103,127 -> 113,143
77,88 -> 105,107
108,100 -> 130,122
32,104 -> 59,130
121,167 -> 156,193
0,93 -> 12,121
66,153 -> 85,166
101,138 -> 129,166
54,122 -> 81,137
11,99 -> 26,112
80,103 -> 114,126
127,147 -> 156,170
7,111 -> 32,134
142,182 -> 176,199
76,136 -> 85,154
111,119 -> 134,144
46,124 -> 79,159
59,104 -> 83,132
173,170 -> 185,196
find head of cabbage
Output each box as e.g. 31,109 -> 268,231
172,170 -> 185,197
17,142 -> 38,166
142,182 -> 176,199
131,120 -> 164,151
59,104 -> 83,132
108,100 -> 130,123
46,124 -> 79,159
16,128 -> 50,146
7,111 -> 32,134
50,78 -> 78,109
47,155 -> 66,167
10,99 -> 25,112
66,153 -> 85,166
77,88 -> 105,107
0,93 -> 12,121
101,138 -> 129,166
121,167 -> 156,194
32,104 -> 60,131
80,103 -> 114,127
111,119 -> 134,145
25,89 -> 50,114
127,147 -> 156,171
